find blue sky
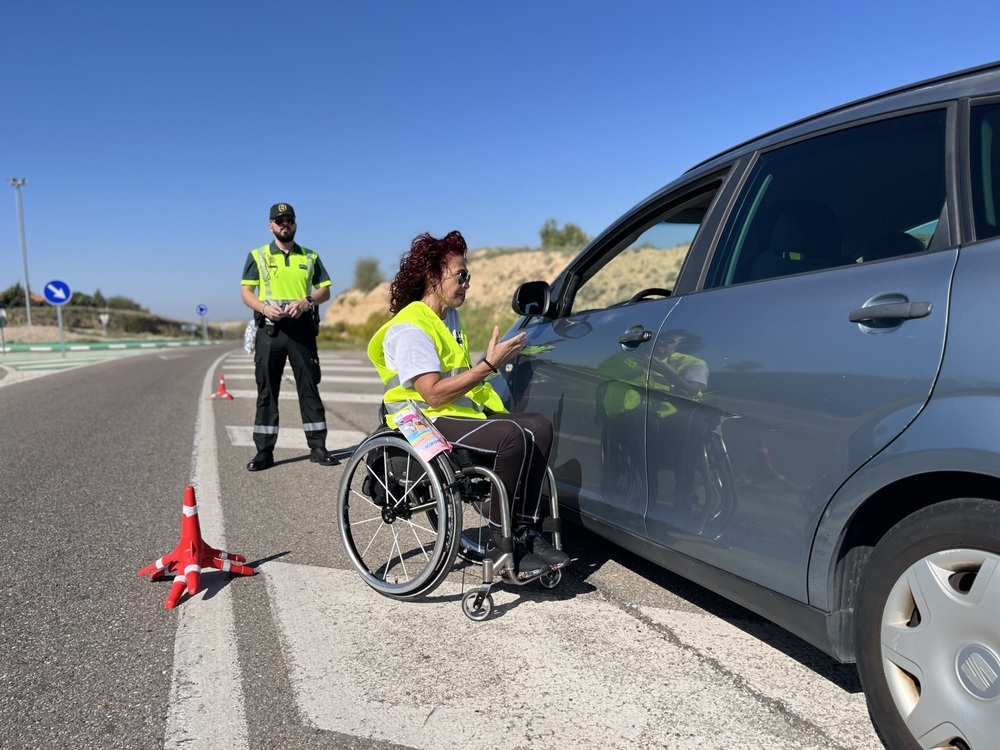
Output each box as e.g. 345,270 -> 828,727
3,1 -> 1000,323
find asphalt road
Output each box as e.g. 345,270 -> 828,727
0,347 -> 884,749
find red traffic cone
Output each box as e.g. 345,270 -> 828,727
207,373 -> 233,400
138,485 -> 254,608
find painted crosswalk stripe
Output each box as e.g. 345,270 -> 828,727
225,426 -> 366,451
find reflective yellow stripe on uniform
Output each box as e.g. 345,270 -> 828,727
250,245 -> 318,302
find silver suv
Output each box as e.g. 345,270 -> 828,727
504,62 -> 1000,750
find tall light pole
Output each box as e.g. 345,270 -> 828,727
8,178 -> 31,326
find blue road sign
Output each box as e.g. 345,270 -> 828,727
43,280 -> 72,306
196,304 -> 208,316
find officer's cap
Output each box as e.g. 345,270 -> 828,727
269,203 -> 295,220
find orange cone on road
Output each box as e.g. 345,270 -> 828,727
207,373 -> 233,400
138,485 -> 254,608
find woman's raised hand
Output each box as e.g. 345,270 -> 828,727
487,326 -> 527,368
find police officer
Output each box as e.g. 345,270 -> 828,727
240,202 -> 339,471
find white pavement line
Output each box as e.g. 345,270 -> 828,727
225,426 -> 365,450
225,389 -> 382,403
164,353 -> 249,750
225,355 -> 367,367
262,563 -> 842,750
219,373 -> 381,384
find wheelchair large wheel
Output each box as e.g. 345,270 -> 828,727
337,434 -> 462,600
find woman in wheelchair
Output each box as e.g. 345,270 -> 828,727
367,229 -> 570,577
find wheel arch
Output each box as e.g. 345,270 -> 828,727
814,469 -> 1000,662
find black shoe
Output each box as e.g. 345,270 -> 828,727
512,546 -> 548,579
517,527 -> 570,570
488,531 -> 547,580
310,448 -> 340,466
247,450 -> 274,472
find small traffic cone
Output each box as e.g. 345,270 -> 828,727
138,485 -> 254,608
207,373 -> 233,400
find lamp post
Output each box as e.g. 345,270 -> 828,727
8,178 -> 31,326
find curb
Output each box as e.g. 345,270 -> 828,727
1,340 -> 225,353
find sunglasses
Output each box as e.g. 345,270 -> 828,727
448,268 -> 471,285
272,216 -> 295,226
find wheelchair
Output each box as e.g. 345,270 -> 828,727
336,425 -> 565,621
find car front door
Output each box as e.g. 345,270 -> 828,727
509,179 -> 726,537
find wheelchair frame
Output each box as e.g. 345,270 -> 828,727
336,428 -> 564,621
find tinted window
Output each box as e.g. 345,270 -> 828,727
706,110 -> 947,288
570,184 -> 719,314
971,102 -> 1000,240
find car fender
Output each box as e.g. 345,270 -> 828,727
809,394 -> 1000,612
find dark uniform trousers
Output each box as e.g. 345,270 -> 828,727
253,316 -> 327,453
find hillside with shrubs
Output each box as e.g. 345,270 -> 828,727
322,240 -> 688,352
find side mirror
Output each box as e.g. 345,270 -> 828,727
511,280 -> 551,317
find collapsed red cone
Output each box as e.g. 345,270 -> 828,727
207,373 -> 233,400
138,485 -> 254,608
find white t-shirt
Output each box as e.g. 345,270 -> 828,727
383,307 -> 463,387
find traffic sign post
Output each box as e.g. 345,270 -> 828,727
43,280 -> 72,358
196,304 -> 208,342
99,312 -> 109,336
0,309 -> 6,355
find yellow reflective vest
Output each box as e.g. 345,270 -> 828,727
368,301 -> 507,428
247,244 -> 323,303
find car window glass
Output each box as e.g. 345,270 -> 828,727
571,186 -> 718,314
706,109 -> 947,288
971,102 -> 1000,240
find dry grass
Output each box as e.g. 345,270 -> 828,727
323,244 -> 687,328
1,325 -> 95,343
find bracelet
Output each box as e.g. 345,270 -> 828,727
481,357 -> 499,374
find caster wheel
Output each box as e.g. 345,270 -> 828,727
462,590 -> 494,621
539,569 -> 562,589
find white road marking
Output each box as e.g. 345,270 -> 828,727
220,372 -> 381,384
226,356 -> 368,366
224,388 -> 382,403
164,352 -> 249,750
225,426 -> 365,451
221,364 -> 374,373
263,562 -> 876,750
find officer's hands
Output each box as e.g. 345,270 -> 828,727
264,300 -> 311,320
263,303 -> 288,321
288,298 -> 311,319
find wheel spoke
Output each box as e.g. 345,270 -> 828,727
964,555 -> 1000,608
878,626 -> 922,679
905,556 -> 956,614
338,435 -> 462,598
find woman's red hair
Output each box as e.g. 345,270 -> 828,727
389,230 -> 468,315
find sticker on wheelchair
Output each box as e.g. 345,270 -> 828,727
391,400 -> 451,460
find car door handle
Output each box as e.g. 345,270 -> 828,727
849,301 -> 932,323
618,329 -> 653,345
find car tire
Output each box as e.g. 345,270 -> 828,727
855,498 -> 1000,750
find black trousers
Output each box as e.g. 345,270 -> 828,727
433,412 -> 553,529
252,320 -> 327,453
